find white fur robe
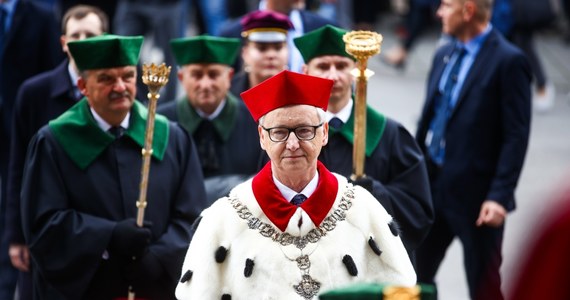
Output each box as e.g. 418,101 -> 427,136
176,173 -> 416,300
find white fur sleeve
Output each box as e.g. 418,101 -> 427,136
349,185 -> 417,286
175,199 -> 236,299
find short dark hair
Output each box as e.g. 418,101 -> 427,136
61,5 -> 109,35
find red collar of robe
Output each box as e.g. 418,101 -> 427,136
252,161 -> 339,232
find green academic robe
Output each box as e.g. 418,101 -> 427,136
21,99 -> 208,299
319,105 -> 433,255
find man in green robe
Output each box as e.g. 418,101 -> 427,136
158,36 -> 262,201
20,34 -> 208,299
294,25 -> 434,259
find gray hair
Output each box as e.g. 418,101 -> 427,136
258,106 -> 326,126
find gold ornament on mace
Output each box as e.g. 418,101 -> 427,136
136,62 -> 171,227
383,285 -> 421,300
343,30 -> 382,180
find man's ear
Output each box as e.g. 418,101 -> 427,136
301,64 -> 309,75
241,44 -> 249,62
60,35 -> 68,53
258,125 -> 267,150
228,67 -> 235,81
177,68 -> 184,82
463,0 -> 476,21
77,76 -> 87,96
321,122 -> 329,146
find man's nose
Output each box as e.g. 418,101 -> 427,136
286,132 -> 300,150
199,76 -> 213,88
114,78 -> 127,91
327,67 -> 340,81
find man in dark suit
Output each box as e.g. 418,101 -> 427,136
5,5 -> 107,299
414,0 -> 532,299
0,0 -> 62,298
218,0 -> 336,73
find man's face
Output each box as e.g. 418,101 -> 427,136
437,0 -> 467,37
259,105 -> 328,178
78,66 -> 137,122
61,13 -> 104,55
179,63 -> 233,114
303,55 -> 354,107
242,41 -> 288,81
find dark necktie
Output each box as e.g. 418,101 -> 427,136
0,7 -> 7,54
108,126 -> 124,139
194,120 -> 220,174
328,117 -> 344,130
427,47 -> 467,165
291,194 -> 307,206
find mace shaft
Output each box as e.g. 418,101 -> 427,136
352,59 -> 369,179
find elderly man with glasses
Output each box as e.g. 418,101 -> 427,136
175,70 -> 416,300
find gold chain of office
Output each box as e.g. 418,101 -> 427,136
229,185 -> 355,250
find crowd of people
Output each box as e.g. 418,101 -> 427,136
0,0 -> 567,299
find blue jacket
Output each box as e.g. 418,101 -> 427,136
416,29 -> 531,218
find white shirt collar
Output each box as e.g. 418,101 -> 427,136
287,9 -> 304,73
326,98 -> 353,123
289,9 -> 303,35
195,99 -> 226,120
67,62 -> 82,99
68,62 -> 79,87
273,171 -> 319,202
90,107 -> 130,132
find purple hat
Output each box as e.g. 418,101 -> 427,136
240,10 -> 294,43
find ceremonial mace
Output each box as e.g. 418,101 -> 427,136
136,62 -> 171,227
343,33 -> 424,300
128,62 -> 171,300
343,31 -> 382,180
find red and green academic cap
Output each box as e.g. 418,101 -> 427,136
240,70 -> 333,122
293,24 -> 355,63
241,10 -> 294,42
68,34 -> 143,71
170,35 -> 241,66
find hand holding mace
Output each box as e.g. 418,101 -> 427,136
128,62 -> 171,300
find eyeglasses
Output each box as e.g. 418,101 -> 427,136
261,123 -> 324,143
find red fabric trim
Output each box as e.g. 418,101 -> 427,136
252,161 -> 339,232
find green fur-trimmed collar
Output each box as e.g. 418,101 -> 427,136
175,92 -> 239,142
330,105 -> 386,157
49,99 -> 169,170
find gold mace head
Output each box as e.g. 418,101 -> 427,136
142,63 -> 172,95
343,30 -> 383,61
383,285 -> 421,300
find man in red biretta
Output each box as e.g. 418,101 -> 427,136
175,70 -> 417,300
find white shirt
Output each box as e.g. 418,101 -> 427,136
67,62 -> 82,100
326,98 -> 353,123
90,107 -> 130,132
287,9 -> 305,73
273,171 -> 319,202
195,99 -> 226,120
